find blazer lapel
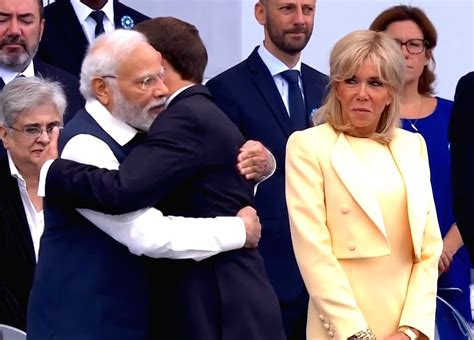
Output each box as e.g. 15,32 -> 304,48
247,48 -> 294,137
331,133 -> 388,239
0,158 -> 36,265
388,132 -> 428,252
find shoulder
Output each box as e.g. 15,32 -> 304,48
43,0 -> 69,15
113,1 -> 150,22
33,59 -> 79,84
301,63 -> 328,81
434,96 -> 453,113
288,123 -> 336,147
458,71 -> 474,87
208,60 -> 250,86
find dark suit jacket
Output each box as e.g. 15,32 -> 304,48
206,47 -> 328,304
37,0 -> 149,77
449,71 -> 474,262
43,85 -> 285,340
0,155 -> 36,331
34,59 -> 83,123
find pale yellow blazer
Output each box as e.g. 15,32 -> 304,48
285,123 -> 442,340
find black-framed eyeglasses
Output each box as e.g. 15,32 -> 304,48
394,39 -> 427,54
101,68 -> 166,91
9,122 -> 62,139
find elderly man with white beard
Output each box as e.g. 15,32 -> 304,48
27,29 -> 268,339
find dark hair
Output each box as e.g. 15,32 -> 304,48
369,5 -> 437,95
135,17 -> 208,84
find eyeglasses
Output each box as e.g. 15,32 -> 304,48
9,122 -> 62,139
394,39 -> 427,54
101,68 -> 166,91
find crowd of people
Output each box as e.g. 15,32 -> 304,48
0,0 -> 472,339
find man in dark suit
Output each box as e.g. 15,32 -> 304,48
450,71 -> 474,263
0,0 -> 83,122
205,1 -> 327,338
37,17 -> 285,340
37,0 -> 149,77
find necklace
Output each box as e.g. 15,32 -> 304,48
407,118 -> 419,132
403,96 -> 423,132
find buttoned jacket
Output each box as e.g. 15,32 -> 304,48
286,123 -> 442,339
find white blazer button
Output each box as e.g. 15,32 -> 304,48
319,315 -> 325,321
328,330 -> 335,337
348,241 -> 356,251
340,205 -> 349,214
324,322 -> 330,329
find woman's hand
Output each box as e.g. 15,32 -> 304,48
438,223 -> 464,275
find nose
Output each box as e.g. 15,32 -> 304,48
152,79 -> 169,98
400,45 -> 410,58
36,128 -> 50,144
293,7 -> 305,25
356,84 -> 368,100
7,17 -> 21,35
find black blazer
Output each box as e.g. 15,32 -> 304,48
0,155 -> 36,331
37,0 -> 149,77
44,85 -> 285,340
449,71 -> 474,262
206,47 -> 328,303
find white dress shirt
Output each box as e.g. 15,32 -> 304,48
39,99 -> 246,261
0,61 -> 35,85
70,0 -> 115,44
8,152 -> 43,261
257,44 -> 303,117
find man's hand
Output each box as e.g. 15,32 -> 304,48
237,206 -> 261,248
40,126 -> 60,166
237,140 -> 275,181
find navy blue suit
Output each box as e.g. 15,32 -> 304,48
0,156 -> 36,331
450,71 -> 474,262
38,0 -> 149,77
206,47 -> 328,339
27,109 -> 151,340
38,85 -> 285,340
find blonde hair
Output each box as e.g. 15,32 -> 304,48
315,30 -> 405,143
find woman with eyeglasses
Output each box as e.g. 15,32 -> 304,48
371,5 -> 473,338
0,76 -> 64,331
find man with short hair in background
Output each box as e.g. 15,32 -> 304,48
206,1 -> 328,338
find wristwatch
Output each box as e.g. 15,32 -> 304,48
398,326 -> 418,340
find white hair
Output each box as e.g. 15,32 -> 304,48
79,29 -> 149,100
0,77 -> 66,127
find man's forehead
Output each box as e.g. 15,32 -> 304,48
0,0 -> 40,16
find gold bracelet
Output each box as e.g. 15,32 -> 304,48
347,328 -> 376,339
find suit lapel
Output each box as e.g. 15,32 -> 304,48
247,48 -> 295,137
331,133 -> 388,239
0,158 -> 36,266
388,132 -> 428,251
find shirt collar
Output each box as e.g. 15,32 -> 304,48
85,98 -> 138,146
165,84 -> 195,108
257,44 -> 302,76
71,0 -> 114,25
0,60 -> 35,85
7,150 -> 25,183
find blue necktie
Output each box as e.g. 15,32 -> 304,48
0,77 -> 4,90
90,11 -> 106,37
280,70 -> 307,130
